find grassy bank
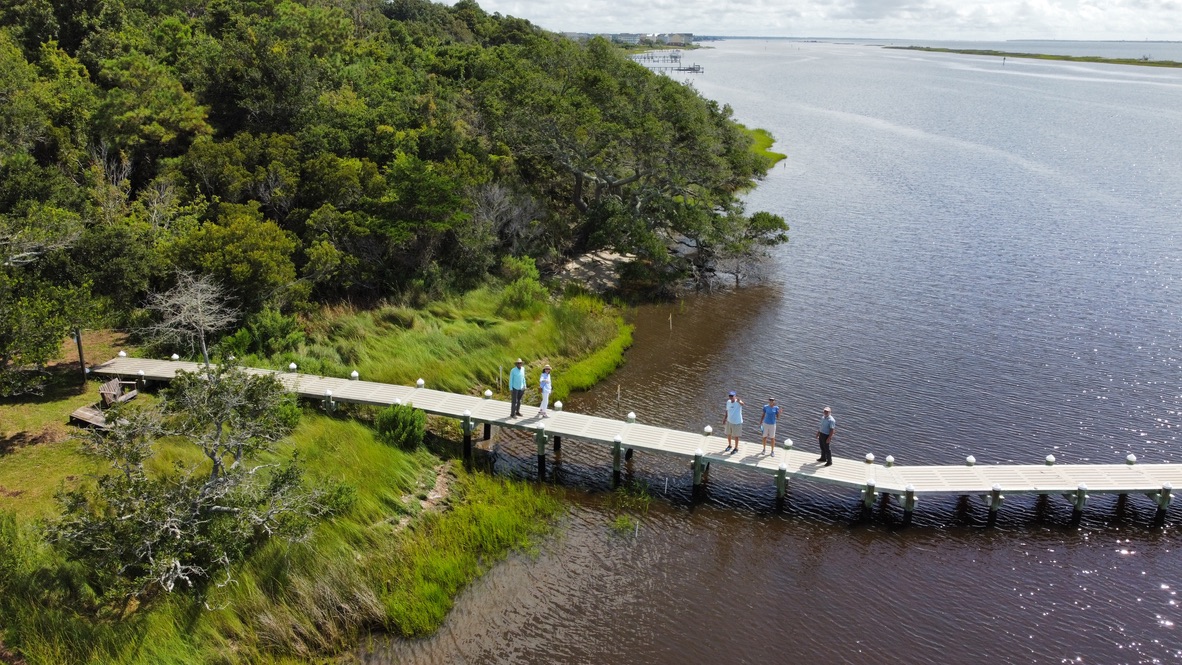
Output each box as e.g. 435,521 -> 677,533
885,45 -> 1182,68
740,125 -> 787,166
0,285 -> 630,663
0,413 -> 563,664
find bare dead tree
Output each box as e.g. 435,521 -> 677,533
145,272 -> 237,366
470,182 -> 546,255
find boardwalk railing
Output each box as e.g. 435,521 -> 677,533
91,356 -> 1177,525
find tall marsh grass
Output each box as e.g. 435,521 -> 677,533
238,286 -> 632,403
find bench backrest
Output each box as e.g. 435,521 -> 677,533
99,378 -> 122,407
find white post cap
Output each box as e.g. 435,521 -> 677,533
627,412 -> 636,422
463,409 -> 471,417
350,370 -> 359,380
866,479 -> 876,488
703,425 -> 713,435
137,369 -> 144,376
905,484 -> 915,493
865,453 -> 875,464
170,353 -> 179,361
779,463 -> 787,471
393,398 -> 402,405
325,389 -> 333,397
1164,482 -> 1173,491
416,378 -> 425,388
992,484 -> 1002,493
117,350 -> 127,357
1126,453 -> 1137,465
554,400 -> 563,411
613,434 -> 622,443
695,448 -> 703,457
1078,483 -> 1088,492
288,362 -> 297,371
483,389 -> 493,398
885,454 -> 895,465
784,438 -> 793,448
965,455 -> 976,466
1045,454 -> 1056,465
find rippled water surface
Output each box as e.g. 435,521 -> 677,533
365,42 -> 1182,664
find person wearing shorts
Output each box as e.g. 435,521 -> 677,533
723,391 -> 744,454
760,397 -> 780,456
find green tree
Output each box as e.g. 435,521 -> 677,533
50,361 -> 331,609
170,202 -> 301,312
0,271 -> 84,396
94,52 -> 212,166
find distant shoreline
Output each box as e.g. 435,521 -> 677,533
885,45 -> 1182,68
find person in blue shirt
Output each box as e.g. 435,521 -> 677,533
723,391 -> 744,454
509,358 -> 526,418
760,397 -> 780,456
816,407 -> 836,466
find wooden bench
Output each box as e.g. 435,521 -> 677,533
70,378 -> 139,429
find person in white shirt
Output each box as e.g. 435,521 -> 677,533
538,364 -> 553,417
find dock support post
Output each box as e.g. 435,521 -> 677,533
692,449 -> 705,500
987,484 -> 1004,527
776,464 -> 787,500
462,411 -> 473,467
1070,483 -> 1088,525
902,485 -> 917,526
1153,483 -> 1173,526
612,435 -> 623,487
482,389 -> 493,440
625,448 -> 634,461
534,424 -> 546,481
553,435 -> 562,453
861,480 -> 876,518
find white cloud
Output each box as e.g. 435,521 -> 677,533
473,0 -> 1182,40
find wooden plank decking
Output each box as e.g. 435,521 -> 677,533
90,357 -> 1178,517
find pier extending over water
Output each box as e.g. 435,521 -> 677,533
92,356 -> 1178,526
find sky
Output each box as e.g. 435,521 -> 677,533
472,0 -> 1182,42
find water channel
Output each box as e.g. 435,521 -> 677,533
364,41 -> 1182,663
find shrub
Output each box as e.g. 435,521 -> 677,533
374,404 -> 425,451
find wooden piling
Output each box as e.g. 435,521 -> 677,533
462,412 -> 473,466
987,484 -> 1003,527
902,485 -> 917,525
612,437 -> 622,487
535,425 -> 546,481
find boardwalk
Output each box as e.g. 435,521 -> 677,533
92,356 -> 1177,524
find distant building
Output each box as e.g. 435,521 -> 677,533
658,33 -> 693,46
613,33 -> 642,45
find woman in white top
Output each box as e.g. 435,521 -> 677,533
538,364 -> 553,417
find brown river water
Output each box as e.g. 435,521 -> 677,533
363,41 -> 1182,663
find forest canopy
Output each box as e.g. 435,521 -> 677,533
0,0 -> 785,394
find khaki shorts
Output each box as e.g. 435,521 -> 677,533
761,423 -> 777,439
725,422 -> 743,437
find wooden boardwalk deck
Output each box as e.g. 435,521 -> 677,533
91,356 -> 1177,523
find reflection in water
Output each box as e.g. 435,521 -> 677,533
364,41 -> 1182,664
